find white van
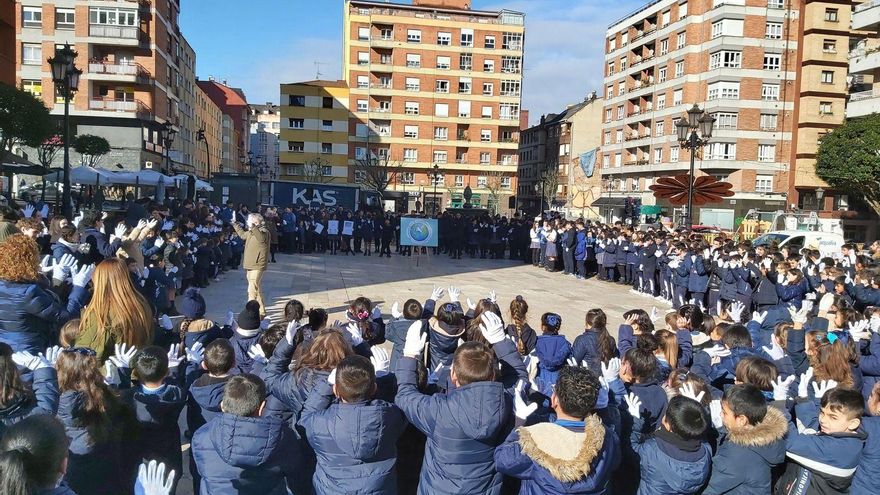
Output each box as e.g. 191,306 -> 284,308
751,230 -> 845,257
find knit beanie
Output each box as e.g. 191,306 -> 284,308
237,300 -> 262,331
180,287 -> 206,319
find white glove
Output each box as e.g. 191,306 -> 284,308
371,305 -> 382,320
601,358 -> 621,384
114,223 -> 128,240
870,315 -> 880,334
169,266 -> 179,274
186,342 -> 205,365
566,356 -> 578,367
135,460 -> 175,495
154,237 -> 165,248
479,312 -> 506,344
136,219 -> 148,231
108,343 -> 137,369
159,314 -> 173,331
11,351 -> 50,370
429,286 -> 445,301
752,311 -> 768,325
231,211 -> 237,223
728,301 -> 745,322
402,320 -> 426,358
788,305 -> 810,325
624,392 -> 642,418
709,400 -> 724,429
247,344 -> 267,365
649,307 -> 660,324
146,218 -> 159,231
161,220 -> 174,231
22,204 -> 34,218
513,380 -> 539,420
798,368 -> 814,398
848,320 -> 871,341
704,344 -> 732,359
52,254 -> 77,281
104,362 -> 121,387
390,301 -> 403,319
370,346 -> 390,377
762,334 -> 786,361
678,383 -> 705,404
225,310 -> 236,328
466,298 -> 477,311
654,250 -> 663,257
772,375 -> 795,401
260,317 -> 271,331
39,204 -> 49,218
812,379 -> 838,399
39,255 -> 54,274
71,264 -> 95,288
40,345 -> 62,367
818,293 -> 835,313
142,267 -> 150,280
777,273 -> 785,284
427,363 -> 445,385
487,290 -> 497,303
448,286 -> 461,303
345,323 -> 364,347
166,344 -> 183,369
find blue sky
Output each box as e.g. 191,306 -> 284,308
181,0 -> 645,123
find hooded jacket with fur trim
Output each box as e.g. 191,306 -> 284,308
703,406 -> 788,494
494,415 -> 620,494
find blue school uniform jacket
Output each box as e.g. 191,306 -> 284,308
683,255 -> 709,293
394,356 -> 514,495
427,315 -> 466,369
534,334 -> 572,399
300,379 -> 407,494
0,366 -> 58,437
571,330 -> 618,375
574,231 -> 587,261
629,416 -> 712,495
230,328 -> 262,373
192,413 -> 295,495
703,406 -> 787,494
187,374 -> 232,435
851,416 -> 880,495
494,416 -> 620,495
601,241 -> 618,268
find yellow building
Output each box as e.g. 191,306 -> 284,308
279,80 -> 351,183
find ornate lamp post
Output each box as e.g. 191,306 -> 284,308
430,163 -> 441,216
675,103 -> 715,229
48,43 -> 82,218
158,121 -> 177,175
197,128 -> 210,178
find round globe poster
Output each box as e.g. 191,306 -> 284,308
400,217 -> 439,247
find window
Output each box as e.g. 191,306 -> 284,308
22,44 -> 41,65
481,129 -> 492,142
89,7 -> 138,26
768,0 -> 784,8
707,81 -> 740,100
435,103 -> 449,117
56,8 -> 75,29
455,175 -> 464,187
404,125 -> 419,139
617,81 -> 625,96
607,61 -> 615,76
758,145 -> 775,162
821,70 -> 834,84
289,95 -> 305,106
673,88 -> 683,105
503,32 -> 523,50
405,101 -> 419,115
760,113 -> 777,130
604,131 -> 612,145
321,143 -> 333,154
356,75 -> 368,88
356,100 -> 368,112
617,106 -> 624,119
500,104 -> 518,120
709,51 -> 742,69
437,32 -> 451,45
712,112 -> 738,129
404,149 -> 418,162
501,177 -> 512,189
355,147 -> 367,160
614,153 -> 622,167
436,56 -> 451,70
480,153 -> 491,164
436,80 -> 449,93
620,57 -> 627,70
501,80 -> 520,96
655,120 -> 665,135
482,106 -> 492,119
379,28 -> 393,40
676,32 -> 686,49
434,127 -> 449,140
755,174 -> 773,192
288,141 -> 304,152
21,80 -> 42,97
407,29 -> 421,42
485,35 -> 495,49
679,1 -> 688,19
670,147 -> 680,163
501,56 -> 521,74
484,59 -> 495,73
765,22 -> 783,40
459,77 -> 472,94
322,97 -> 333,109
660,39 -> 669,55
605,108 -> 613,122
654,148 -> 663,164
458,101 -> 471,118
761,83 -> 780,101
355,124 -> 368,137
23,6 -> 42,27
406,77 -> 420,91
320,165 -> 332,176
707,142 -> 736,160
823,39 -> 836,53
406,53 -> 421,68
357,52 -> 369,65
763,53 -> 781,70
460,53 -> 473,70
711,19 -> 744,38
658,67 -> 667,83
662,10 -> 671,26
616,130 -> 623,143
608,38 -> 616,52
824,8 -> 838,22
621,32 -> 629,45
358,27 -> 370,40
483,82 -> 494,96
461,29 -> 474,47
674,61 -> 684,77
819,101 -> 833,115
401,173 -> 415,185
477,176 -> 488,187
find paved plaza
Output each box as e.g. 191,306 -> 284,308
198,250 -> 663,341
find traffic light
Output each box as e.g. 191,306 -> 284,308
624,197 -> 632,217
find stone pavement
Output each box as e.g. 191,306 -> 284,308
197,250 -> 667,341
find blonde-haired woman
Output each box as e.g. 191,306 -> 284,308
75,257 -> 154,362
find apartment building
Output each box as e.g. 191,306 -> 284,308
14,0 -> 187,172
278,80 -> 350,182
197,78 -> 249,174
170,35 -> 197,175
249,103 -> 280,181
600,0 -> 832,228
343,0 -> 524,213
1,0 -> 13,85
194,82 -> 222,178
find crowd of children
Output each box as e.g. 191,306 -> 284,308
1,199 -> 880,494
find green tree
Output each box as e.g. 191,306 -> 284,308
0,83 -> 53,181
816,114 -> 880,216
73,134 -> 111,168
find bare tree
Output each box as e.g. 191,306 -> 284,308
484,171 -> 508,215
354,155 -> 403,197
37,135 -> 63,169
538,167 -> 559,209
301,157 -> 333,184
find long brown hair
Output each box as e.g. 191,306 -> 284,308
56,350 -> 122,443
654,329 -> 679,369
466,299 -> 501,345
294,330 -> 352,375
509,296 -> 529,355
585,309 -> 616,363
806,331 -> 854,388
349,297 -> 375,342
0,343 -> 29,408
80,258 -> 154,349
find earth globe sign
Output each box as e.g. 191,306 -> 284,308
408,221 -> 432,243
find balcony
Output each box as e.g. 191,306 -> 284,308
853,0 -> 880,31
847,88 -> 880,118
88,61 -> 152,83
850,47 -> 880,74
89,24 -> 139,41
89,98 -> 152,118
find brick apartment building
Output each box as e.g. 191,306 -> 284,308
196,78 -> 250,175
342,0 -> 525,213
1,0 -> 13,86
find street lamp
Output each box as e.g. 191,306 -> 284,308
534,179 -> 545,214
430,163 -> 441,216
48,43 -> 82,218
815,187 -> 825,211
158,121 -> 177,175
675,103 -> 715,229
196,128 -> 210,179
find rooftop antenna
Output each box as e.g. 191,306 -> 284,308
313,61 -> 326,79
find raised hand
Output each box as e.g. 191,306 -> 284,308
370,346 -> 390,377
487,290 -> 497,303
430,286 -> 445,301
772,375 -> 795,401
371,304 -> 382,320
345,323 -> 364,347
427,363 -> 445,385
513,380 -> 539,420
709,400 -> 723,429
166,344 -> 183,368
812,379 -> 838,400
678,383 -> 705,404
403,320 -> 426,358
728,301 -> 745,322
22,204 -> 34,218
649,307 -> 660,324
848,320 -> 871,341
601,358 -> 621,384
40,345 -> 62,367
247,344 -> 267,365
113,223 -> 128,240
798,368 -> 814,398
704,344 -> 731,359
624,392 -> 642,418
108,343 -> 137,369
751,310 -> 768,325
479,312 -> 505,344
761,334 -> 786,361
39,255 -> 54,274
447,286 -> 461,303
285,320 -> 300,345
135,460 -> 175,495
71,263 -> 95,288
788,305 -> 810,325
466,298 -> 477,311
186,342 -> 205,365
159,314 -> 173,331
390,301 -> 403,319
11,351 -> 50,371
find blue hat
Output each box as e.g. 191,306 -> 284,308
180,287 -> 206,319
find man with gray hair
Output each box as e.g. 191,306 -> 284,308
232,211 -> 270,316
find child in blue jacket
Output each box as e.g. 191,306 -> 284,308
300,355 -> 407,494
0,343 -> 59,438
852,382 -> 880,494
386,291 -> 438,368
230,300 -> 265,373
534,312 -> 572,401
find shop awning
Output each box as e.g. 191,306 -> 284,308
591,196 -> 627,207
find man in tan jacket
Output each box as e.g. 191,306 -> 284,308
232,211 -> 270,316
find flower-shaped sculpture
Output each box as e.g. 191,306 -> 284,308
649,174 -> 734,206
